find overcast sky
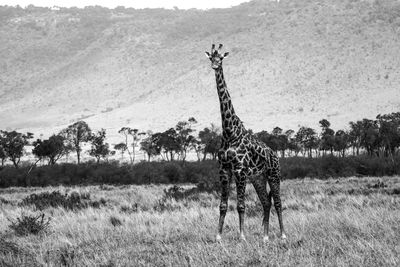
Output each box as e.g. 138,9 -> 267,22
0,0 -> 251,9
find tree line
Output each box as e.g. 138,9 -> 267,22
0,112 -> 399,169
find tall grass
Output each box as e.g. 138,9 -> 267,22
0,177 -> 399,266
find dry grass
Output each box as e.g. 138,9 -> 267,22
0,177 -> 399,266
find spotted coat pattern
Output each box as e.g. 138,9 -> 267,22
206,44 -> 286,240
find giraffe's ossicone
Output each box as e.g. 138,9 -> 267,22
205,44 -> 286,243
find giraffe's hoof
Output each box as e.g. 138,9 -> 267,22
216,234 -> 222,242
281,233 -> 287,240
263,236 -> 269,244
239,234 -> 246,242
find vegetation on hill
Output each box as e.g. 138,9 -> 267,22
0,0 -> 400,136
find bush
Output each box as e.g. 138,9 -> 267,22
20,191 -> 105,210
8,213 -> 51,236
163,163 -> 183,183
109,216 -> 122,227
196,174 -> 221,193
1,155 -> 400,188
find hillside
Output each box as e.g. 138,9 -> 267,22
1,0 -> 400,142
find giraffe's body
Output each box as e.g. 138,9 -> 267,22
206,44 -> 286,242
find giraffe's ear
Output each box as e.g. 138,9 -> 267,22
205,51 -> 211,58
223,52 -> 229,58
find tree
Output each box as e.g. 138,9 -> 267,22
272,127 -> 288,158
32,134 -> 66,165
360,119 -> 380,156
198,124 -> 221,160
118,127 -> 133,164
376,112 -> 400,158
114,142 -> 128,161
64,121 -> 92,164
191,139 -> 203,161
319,119 -> 335,155
319,119 -> 331,129
153,129 -> 180,161
175,117 -> 197,162
349,121 -> 363,156
140,131 -> 160,161
0,131 -> 33,168
0,145 -> 6,166
255,129 -> 288,157
285,129 -> 297,156
89,129 -> 110,163
334,130 -> 349,157
129,129 -> 145,163
295,127 -> 318,157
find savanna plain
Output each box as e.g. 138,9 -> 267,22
1,176 -> 400,266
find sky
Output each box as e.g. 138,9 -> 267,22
0,0 -> 251,9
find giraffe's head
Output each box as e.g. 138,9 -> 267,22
205,44 -> 229,70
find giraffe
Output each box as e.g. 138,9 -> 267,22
205,44 -> 286,243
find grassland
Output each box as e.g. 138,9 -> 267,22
1,176 -> 400,266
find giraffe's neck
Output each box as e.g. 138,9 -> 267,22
215,67 -> 245,140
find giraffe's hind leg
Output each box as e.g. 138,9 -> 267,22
216,168 -> 231,242
268,170 -> 286,239
251,175 -> 272,243
235,178 -> 247,241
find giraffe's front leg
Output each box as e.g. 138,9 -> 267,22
216,168 -> 231,242
269,174 -> 287,240
235,177 -> 247,241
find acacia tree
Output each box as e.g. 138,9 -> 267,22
285,129 -> 297,157
349,121 -> 363,156
296,126 -> 318,157
89,129 -> 110,164
118,127 -> 133,164
334,130 -> 350,157
376,113 -> 400,158
140,131 -> 160,161
360,119 -> 380,156
114,142 -> 128,161
64,121 -> 92,164
272,127 -> 289,158
152,129 -> 180,161
319,119 -> 335,156
198,124 -> 221,160
32,134 -> 66,165
129,128 -> 145,163
0,130 -> 33,168
175,117 -> 197,162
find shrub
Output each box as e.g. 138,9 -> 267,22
1,155 -> 400,188
163,163 -> 183,183
163,185 -> 200,201
109,216 -> 122,227
120,203 -> 138,213
0,197 -> 11,205
163,185 -> 186,200
8,213 -> 51,236
153,198 -> 181,212
20,191 -> 106,210
196,174 -> 221,193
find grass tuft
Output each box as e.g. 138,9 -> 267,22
8,213 -> 51,236
110,216 -> 122,227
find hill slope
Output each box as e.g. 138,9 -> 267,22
1,0 -> 400,141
